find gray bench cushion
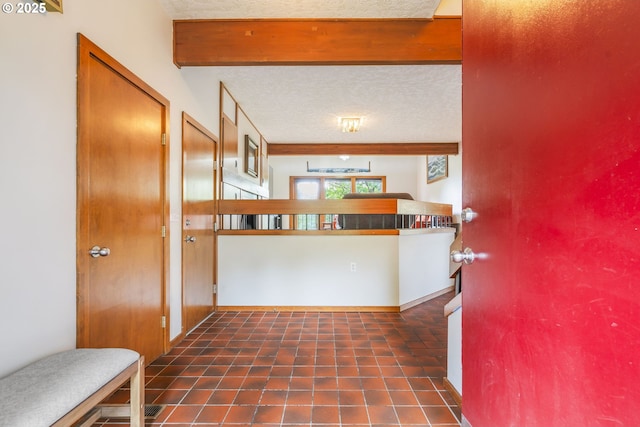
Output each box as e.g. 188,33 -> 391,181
0,348 -> 140,427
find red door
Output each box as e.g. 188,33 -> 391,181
462,2 -> 640,426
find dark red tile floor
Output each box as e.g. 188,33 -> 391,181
96,291 -> 461,426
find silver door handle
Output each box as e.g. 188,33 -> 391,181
461,207 -> 478,223
89,246 -> 110,258
184,235 -> 196,243
451,247 -> 476,264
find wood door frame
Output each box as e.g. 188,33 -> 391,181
76,33 -> 171,354
181,111 -> 219,336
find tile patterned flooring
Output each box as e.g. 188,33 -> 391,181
97,292 -> 461,426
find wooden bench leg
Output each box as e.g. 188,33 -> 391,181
130,356 -> 145,427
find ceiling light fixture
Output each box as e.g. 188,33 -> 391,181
339,117 -> 361,133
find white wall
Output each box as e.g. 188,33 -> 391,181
268,154 -> 462,214
218,231 -> 455,308
398,230 -> 455,306
268,155 -> 419,199
416,154 -> 463,222
0,0 -> 219,377
447,307 -> 463,394
218,235 -> 399,307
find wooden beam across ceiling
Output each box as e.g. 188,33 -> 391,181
173,18 -> 461,67
268,142 -> 459,156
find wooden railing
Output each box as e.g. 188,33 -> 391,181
217,199 -> 453,235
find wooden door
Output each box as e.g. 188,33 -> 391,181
182,113 -> 217,333
77,34 -> 169,363
461,2 -> 640,426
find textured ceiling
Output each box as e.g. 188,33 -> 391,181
159,0 -> 444,19
160,0 -> 462,145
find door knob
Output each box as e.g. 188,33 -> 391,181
184,235 -> 196,243
89,246 -> 110,258
451,247 -> 476,264
461,207 -> 478,223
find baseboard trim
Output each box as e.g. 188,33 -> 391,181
400,286 -> 454,311
169,331 -> 185,349
218,289 -> 455,313
169,311 -> 217,348
443,377 -> 462,406
217,305 -> 400,313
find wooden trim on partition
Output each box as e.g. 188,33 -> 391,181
400,286 -> 454,312
443,377 -> 463,406
218,199 -> 452,216
217,228 -> 455,236
217,229 -> 400,236
220,199 -> 400,215
397,199 -> 453,216
218,305 -> 400,313
444,292 -> 462,317
173,18 -> 461,67
268,142 -> 459,156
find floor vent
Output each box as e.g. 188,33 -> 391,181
97,404 -> 166,420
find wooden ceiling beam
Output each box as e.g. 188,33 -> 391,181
173,18 -> 461,67
267,142 -> 459,156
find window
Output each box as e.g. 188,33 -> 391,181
324,178 -> 351,200
355,178 -> 383,193
290,176 -> 386,230
293,179 -> 320,230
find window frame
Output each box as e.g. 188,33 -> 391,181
289,175 -> 387,229
289,175 -> 386,200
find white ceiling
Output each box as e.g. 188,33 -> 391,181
159,0 -> 462,145
160,0 -> 447,20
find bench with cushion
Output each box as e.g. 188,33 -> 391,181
0,348 -> 144,427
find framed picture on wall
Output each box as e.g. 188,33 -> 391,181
244,135 -> 259,177
427,155 -> 448,183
